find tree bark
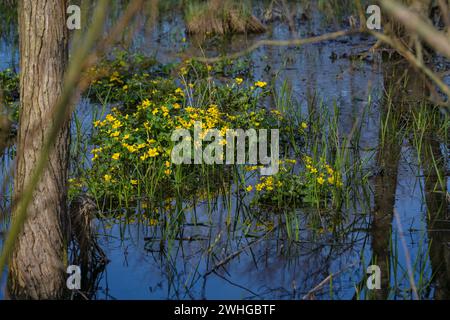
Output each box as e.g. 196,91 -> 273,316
8,0 -> 69,299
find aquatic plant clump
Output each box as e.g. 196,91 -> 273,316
185,0 -> 267,35
86,83 -> 284,203
85,51 -> 177,107
248,156 -> 343,209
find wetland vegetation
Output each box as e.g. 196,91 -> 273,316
0,0 -> 449,300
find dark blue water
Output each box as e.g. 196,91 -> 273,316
1,3 -> 449,300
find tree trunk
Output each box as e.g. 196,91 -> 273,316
7,0 -> 69,299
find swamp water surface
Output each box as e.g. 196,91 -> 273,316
0,2 -> 449,300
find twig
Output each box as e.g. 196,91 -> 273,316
189,29 -> 361,63
302,263 -> 357,300
204,228 -> 275,276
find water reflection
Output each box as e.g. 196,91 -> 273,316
0,1 -> 449,300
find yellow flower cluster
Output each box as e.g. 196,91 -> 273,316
304,156 -> 343,187
91,88 -> 284,188
109,71 -> 123,84
140,147 -> 159,161
254,176 -> 283,192
175,88 -> 185,97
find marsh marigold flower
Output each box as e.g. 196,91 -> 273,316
255,81 -> 267,88
147,148 -> 159,157
175,88 -> 184,97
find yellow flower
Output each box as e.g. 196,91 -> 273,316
304,156 -> 312,164
149,218 -> 158,226
326,166 -> 334,175
112,153 -> 120,160
105,114 -> 116,122
123,85 -> 128,91
104,174 -> 112,182
164,169 -> 172,175
109,71 -> 122,83
327,176 -> 335,184
147,148 -> 159,157
152,108 -> 159,115
317,177 -> 325,185
161,106 -> 169,117
246,185 -> 253,192
123,143 -> 138,153
142,99 -> 151,108
112,120 -> 122,129
123,134 -> 130,140
175,88 -> 185,97
235,77 -> 244,85
180,67 -> 188,76
110,131 -> 120,137
93,120 -> 101,127
310,167 -> 318,174
131,179 -> 138,185
301,122 -> 308,129
255,81 -> 267,88
165,161 -> 171,168
256,183 -> 264,192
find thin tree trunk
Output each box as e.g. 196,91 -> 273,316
8,0 -> 69,299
